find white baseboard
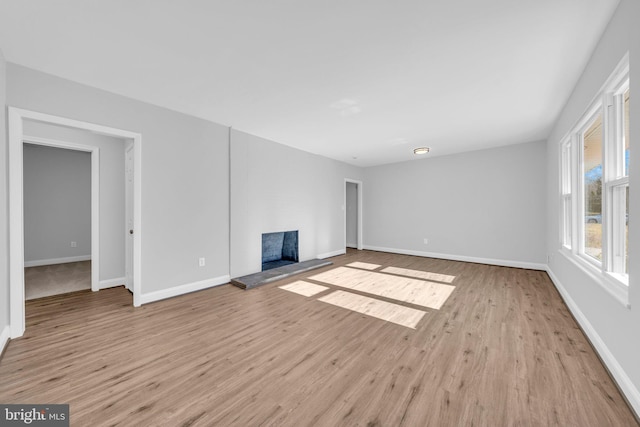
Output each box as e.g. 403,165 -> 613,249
546,268 -> 640,419
139,275 -> 230,305
362,245 -> 546,271
1,326 -> 10,356
99,277 -> 126,289
24,255 -> 91,268
317,249 -> 346,259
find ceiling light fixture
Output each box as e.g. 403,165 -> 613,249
413,147 -> 430,155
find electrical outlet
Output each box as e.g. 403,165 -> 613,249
423,238 -> 428,245
199,257 -> 205,267
71,241 -> 77,248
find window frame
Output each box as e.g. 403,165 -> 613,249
576,104 -> 605,269
560,137 -> 573,250
605,80 -> 630,279
558,53 -> 630,307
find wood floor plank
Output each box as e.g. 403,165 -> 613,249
0,249 -> 637,426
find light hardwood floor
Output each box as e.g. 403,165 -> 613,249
1,250 -> 638,426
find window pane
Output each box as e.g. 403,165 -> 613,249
562,144 -> 572,194
561,142 -> 572,248
624,89 -> 630,176
584,113 -> 602,261
563,196 -> 572,248
625,185 -> 629,274
612,183 -> 629,275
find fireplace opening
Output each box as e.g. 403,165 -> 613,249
262,230 -> 299,271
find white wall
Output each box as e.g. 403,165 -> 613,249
7,64 -> 230,295
546,0 -> 640,415
230,129 -> 363,278
346,182 -> 357,247
0,50 -> 9,343
363,141 -> 547,268
23,144 -> 91,263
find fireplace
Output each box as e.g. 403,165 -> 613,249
262,230 -> 299,271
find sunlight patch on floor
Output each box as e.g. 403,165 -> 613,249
381,266 -> 456,283
280,263 -> 456,329
318,290 -> 426,329
345,261 -> 381,270
309,267 -> 455,310
279,281 -> 329,297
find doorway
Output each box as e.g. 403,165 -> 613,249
23,141 -> 95,299
8,108 -> 143,338
344,179 -> 363,250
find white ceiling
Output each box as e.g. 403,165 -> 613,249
0,0 -> 619,166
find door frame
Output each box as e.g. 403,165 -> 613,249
23,135 -> 101,293
9,107 -> 143,338
125,142 -> 134,292
344,178 -> 363,250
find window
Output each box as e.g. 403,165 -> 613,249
559,54 -> 630,300
606,85 -> 630,275
581,110 -> 603,262
561,139 -> 572,249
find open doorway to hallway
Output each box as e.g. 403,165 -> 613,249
344,178 -> 363,250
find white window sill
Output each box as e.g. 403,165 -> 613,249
559,249 -> 630,309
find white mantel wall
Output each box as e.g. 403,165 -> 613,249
230,129 -> 363,278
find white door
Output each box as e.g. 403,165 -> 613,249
125,144 -> 134,291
